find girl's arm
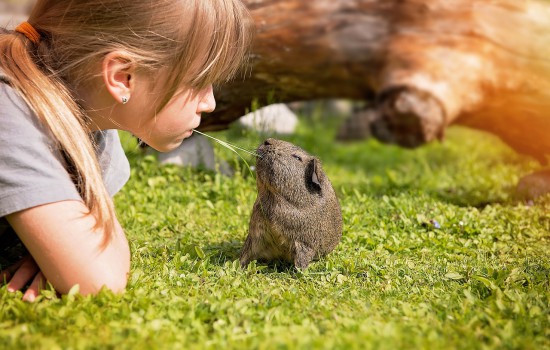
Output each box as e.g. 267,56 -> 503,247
5,199 -> 130,299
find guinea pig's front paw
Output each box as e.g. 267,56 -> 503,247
293,241 -> 315,270
239,255 -> 251,269
239,236 -> 254,268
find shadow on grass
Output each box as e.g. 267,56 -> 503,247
181,240 -> 298,273
430,187 -> 516,209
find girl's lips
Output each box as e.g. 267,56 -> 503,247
177,130 -> 193,142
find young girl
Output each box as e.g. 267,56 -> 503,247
0,0 -> 252,302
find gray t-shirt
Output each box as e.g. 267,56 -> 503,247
0,81 -> 130,266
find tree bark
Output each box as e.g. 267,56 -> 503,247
202,0 -> 550,164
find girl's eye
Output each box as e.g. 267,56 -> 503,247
292,154 -> 302,161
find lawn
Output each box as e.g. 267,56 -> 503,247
1,114 -> 549,349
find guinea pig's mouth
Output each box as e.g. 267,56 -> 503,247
255,150 -> 273,169
255,144 -> 273,160
254,147 -> 277,182
256,144 -> 267,155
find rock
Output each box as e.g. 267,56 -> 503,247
151,133 -> 233,176
336,109 -> 378,141
237,103 -> 298,135
287,99 -> 357,119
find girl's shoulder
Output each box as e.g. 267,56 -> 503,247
0,78 -> 52,143
0,79 -> 82,218
0,77 -> 130,201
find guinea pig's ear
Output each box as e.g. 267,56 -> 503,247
310,158 -> 322,189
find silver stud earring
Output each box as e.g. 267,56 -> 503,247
121,96 -> 129,104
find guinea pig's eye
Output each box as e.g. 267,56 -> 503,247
292,154 -> 302,161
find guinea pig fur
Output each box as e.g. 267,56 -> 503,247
239,138 -> 343,269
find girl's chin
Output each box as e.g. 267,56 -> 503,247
173,130 -> 193,145
141,131 -> 194,152
148,140 -> 183,153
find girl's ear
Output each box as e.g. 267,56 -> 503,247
102,51 -> 136,104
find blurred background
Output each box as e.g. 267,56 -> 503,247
0,0 -> 33,28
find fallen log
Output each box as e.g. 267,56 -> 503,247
204,0 -> 550,164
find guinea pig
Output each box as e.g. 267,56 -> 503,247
239,138 -> 343,269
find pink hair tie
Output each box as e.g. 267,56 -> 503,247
15,22 -> 41,44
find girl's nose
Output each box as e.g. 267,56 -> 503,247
197,85 -> 216,114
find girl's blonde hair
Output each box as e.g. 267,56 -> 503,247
0,0 -> 252,240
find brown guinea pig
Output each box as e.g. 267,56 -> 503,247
239,138 -> 343,269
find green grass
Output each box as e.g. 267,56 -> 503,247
1,115 -> 549,349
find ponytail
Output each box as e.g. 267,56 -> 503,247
0,28 -> 116,240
